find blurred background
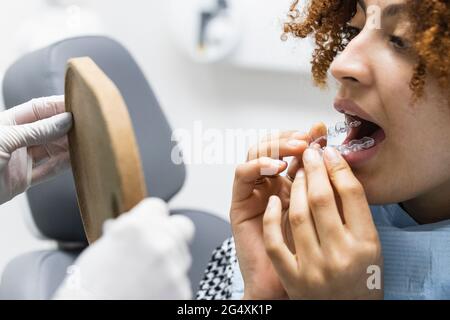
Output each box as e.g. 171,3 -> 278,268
0,0 -> 341,274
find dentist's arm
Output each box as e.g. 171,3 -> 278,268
53,198 -> 195,300
0,95 -> 72,204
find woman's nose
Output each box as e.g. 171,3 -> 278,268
330,33 -> 373,87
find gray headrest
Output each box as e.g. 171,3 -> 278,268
2,36 -> 186,243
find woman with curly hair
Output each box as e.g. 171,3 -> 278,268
197,0 -> 449,300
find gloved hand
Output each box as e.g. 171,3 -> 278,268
0,95 -> 72,204
53,198 -> 195,300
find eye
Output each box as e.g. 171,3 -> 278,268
389,35 -> 411,51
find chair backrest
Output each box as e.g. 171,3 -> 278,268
0,250 -> 82,300
2,36 -> 186,244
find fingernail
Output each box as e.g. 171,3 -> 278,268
293,131 -> 308,139
287,139 -> 303,147
324,147 -> 341,164
267,196 -> 277,211
296,169 -> 305,179
261,160 -> 284,176
303,148 -> 321,164
273,159 -> 285,167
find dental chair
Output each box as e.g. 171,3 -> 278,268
0,36 -> 231,300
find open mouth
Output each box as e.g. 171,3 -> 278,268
343,114 -> 385,146
333,99 -> 386,165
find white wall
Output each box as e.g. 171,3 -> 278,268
0,0 -> 341,275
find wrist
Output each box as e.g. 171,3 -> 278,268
242,290 -> 256,300
242,285 -> 259,300
243,288 -> 282,300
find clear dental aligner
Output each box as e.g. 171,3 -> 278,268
310,118 -> 375,156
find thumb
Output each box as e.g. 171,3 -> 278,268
0,113 -> 72,154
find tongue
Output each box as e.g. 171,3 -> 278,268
356,120 -> 380,139
343,118 -> 380,145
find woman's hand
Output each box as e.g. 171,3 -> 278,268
230,124 -> 326,300
262,146 -> 383,300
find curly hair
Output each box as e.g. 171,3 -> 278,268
283,0 -> 449,102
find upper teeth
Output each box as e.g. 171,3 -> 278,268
344,111 -> 357,117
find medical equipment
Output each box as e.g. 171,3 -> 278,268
169,0 -> 241,63
198,0 -> 229,49
310,118 -> 376,156
168,0 -> 314,72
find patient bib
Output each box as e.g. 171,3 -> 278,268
372,204 -> 450,299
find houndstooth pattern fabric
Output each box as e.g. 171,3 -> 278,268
196,237 -> 236,300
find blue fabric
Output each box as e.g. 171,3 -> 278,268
230,204 -> 450,299
372,204 -> 450,299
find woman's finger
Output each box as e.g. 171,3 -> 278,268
232,158 -> 287,202
286,157 -> 303,182
247,137 -> 309,161
289,169 -> 321,258
286,123 -> 328,181
260,130 -> 309,143
263,196 -> 297,279
302,148 -> 345,243
309,122 -> 327,144
255,123 -> 325,162
323,147 -> 377,240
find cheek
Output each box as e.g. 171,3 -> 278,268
354,101 -> 450,205
373,53 -> 416,107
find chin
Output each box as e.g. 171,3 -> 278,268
365,192 -> 395,206
353,171 -> 399,205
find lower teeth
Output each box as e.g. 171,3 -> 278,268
334,137 -> 375,155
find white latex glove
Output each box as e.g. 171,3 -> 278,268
0,95 -> 72,204
54,198 -> 195,300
